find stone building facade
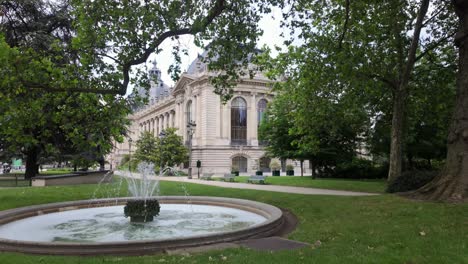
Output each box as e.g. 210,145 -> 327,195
110,55 -> 310,176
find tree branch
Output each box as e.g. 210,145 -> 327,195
415,31 -> 457,62
400,0 -> 430,93
338,0 -> 350,49
119,0 -> 227,95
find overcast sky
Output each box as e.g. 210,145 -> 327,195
134,7 -> 287,94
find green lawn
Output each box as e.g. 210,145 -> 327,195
220,176 -> 387,193
0,180 -> 466,264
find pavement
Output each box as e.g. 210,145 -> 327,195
116,171 -> 378,196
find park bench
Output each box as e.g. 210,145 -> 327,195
222,173 -> 236,182
247,175 -> 266,184
200,173 -> 214,180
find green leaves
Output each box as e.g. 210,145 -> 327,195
134,128 -> 188,169
72,0 -> 280,99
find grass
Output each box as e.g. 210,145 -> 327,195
0,180 -> 466,264
218,176 -> 387,193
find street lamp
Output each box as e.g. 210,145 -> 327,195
187,120 -> 196,179
159,131 -> 166,176
128,137 -> 133,172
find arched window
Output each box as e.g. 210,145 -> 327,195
257,99 -> 268,126
231,97 -> 247,145
232,156 -> 248,173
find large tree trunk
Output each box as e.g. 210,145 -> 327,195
387,0 -> 430,182
24,147 -> 39,179
409,0 -> 468,202
388,89 -> 406,182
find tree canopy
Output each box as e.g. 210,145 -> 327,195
71,0 -> 283,100
134,128 -> 188,170
0,0 -> 130,178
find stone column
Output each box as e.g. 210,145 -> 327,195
159,116 -> 163,133
166,113 -> 170,128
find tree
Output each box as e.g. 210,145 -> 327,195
158,128 -> 188,168
71,0 -> 283,100
368,55 -> 456,169
408,0 -> 468,201
134,128 -> 188,170
268,0 -> 456,182
0,0 -> 130,177
258,67 -> 368,178
134,132 -> 158,164
258,95 -> 298,162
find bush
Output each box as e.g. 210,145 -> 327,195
333,158 -> 387,179
124,199 -> 160,222
269,160 -> 281,171
386,170 -> 437,193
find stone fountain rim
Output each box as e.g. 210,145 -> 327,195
0,196 -> 284,255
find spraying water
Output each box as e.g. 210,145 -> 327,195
124,162 -> 161,200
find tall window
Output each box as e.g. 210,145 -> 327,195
186,100 -> 193,123
232,156 -> 248,173
257,99 -> 268,126
231,97 -> 247,145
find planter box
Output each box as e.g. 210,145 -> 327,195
31,170 -> 112,187
286,170 -> 294,176
272,170 -> 280,176
255,171 -> 263,176
231,171 -> 239,176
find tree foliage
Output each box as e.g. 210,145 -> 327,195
134,132 -> 158,164
258,52 -> 369,178
260,0 -> 456,182
134,128 -> 188,170
0,0 -> 130,177
72,0 -> 283,100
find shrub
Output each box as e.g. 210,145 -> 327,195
124,199 -> 160,222
333,158 -> 387,179
286,164 -> 294,171
269,160 -> 281,171
386,170 -> 437,193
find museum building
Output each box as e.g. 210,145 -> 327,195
111,53 -> 310,176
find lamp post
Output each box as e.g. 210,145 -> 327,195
128,137 -> 133,172
159,131 -> 166,175
187,120 -> 196,179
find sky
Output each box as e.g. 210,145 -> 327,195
136,7 -> 288,93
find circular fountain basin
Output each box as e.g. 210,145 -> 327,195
0,196 -> 283,255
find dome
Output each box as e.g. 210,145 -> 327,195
130,61 -> 171,110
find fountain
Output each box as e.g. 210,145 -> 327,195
123,162 -> 161,222
0,163 -> 285,255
